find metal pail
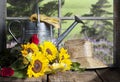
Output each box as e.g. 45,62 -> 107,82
24,22 -> 54,43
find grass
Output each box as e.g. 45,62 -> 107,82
61,0 -> 97,16
61,0 -> 113,17
57,0 -> 113,42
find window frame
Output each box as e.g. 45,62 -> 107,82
5,0 -> 118,67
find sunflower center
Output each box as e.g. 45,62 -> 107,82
33,17 -> 37,21
32,60 -> 42,73
46,48 -> 52,55
61,56 -> 64,60
27,48 -> 33,53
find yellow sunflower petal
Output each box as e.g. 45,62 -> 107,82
27,51 -> 49,78
52,63 -> 65,71
21,43 -> 39,57
59,47 -> 70,62
40,41 -> 58,62
60,59 -> 72,71
58,48 -> 72,71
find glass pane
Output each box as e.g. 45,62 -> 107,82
60,20 -> 83,42
7,0 -> 36,17
7,0 -> 58,17
61,19 -> 113,65
40,0 -> 58,16
61,0 -> 113,17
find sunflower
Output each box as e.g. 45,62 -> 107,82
44,63 -> 65,74
51,63 -> 65,71
27,51 -> 49,78
58,48 -> 72,71
44,65 -> 53,74
40,41 -> 58,62
59,48 -> 70,61
60,59 -> 72,71
21,43 -> 39,57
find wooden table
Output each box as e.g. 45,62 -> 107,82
48,68 -> 120,82
0,68 -> 120,82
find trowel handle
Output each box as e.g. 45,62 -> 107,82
8,20 -> 22,44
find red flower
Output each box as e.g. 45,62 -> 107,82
30,34 -> 39,45
0,67 -> 14,77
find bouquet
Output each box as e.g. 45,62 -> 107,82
0,34 -> 73,78
20,41 -> 72,78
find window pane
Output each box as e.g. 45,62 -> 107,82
61,19 -> 113,65
61,0 -> 113,17
7,0 -> 58,17
61,20 -> 83,41
7,0 -> 35,17
40,0 -> 58,16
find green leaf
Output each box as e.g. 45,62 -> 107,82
70,62 -> 85,72
12,69 -> 27,78
10,57 -> 28,70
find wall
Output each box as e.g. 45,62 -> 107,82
114,0 -> 120,67
0,0 -> 6,52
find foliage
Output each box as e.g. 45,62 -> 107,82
0,47 -> 20,67
7,0 -> 65,17
70,62 -> 85,72
7,0 -> 35,16
81,0 -> 113,41
80,0 -> 113,65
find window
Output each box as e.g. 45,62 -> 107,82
6,0 -> 113,66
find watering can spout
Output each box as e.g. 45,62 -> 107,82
55,16 -> 85,46
75,16 -> 84,24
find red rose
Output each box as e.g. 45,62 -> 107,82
30,34 -> 39,45
0,67 -> 14,77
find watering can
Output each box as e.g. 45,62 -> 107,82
8,20 -> 54,43
8,16 -> 84,46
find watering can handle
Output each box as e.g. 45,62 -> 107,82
8,20 -> 22,44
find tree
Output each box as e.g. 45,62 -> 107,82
81,0 -> 113,41
80,0 -> 113,65
7,0 -> 65,17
